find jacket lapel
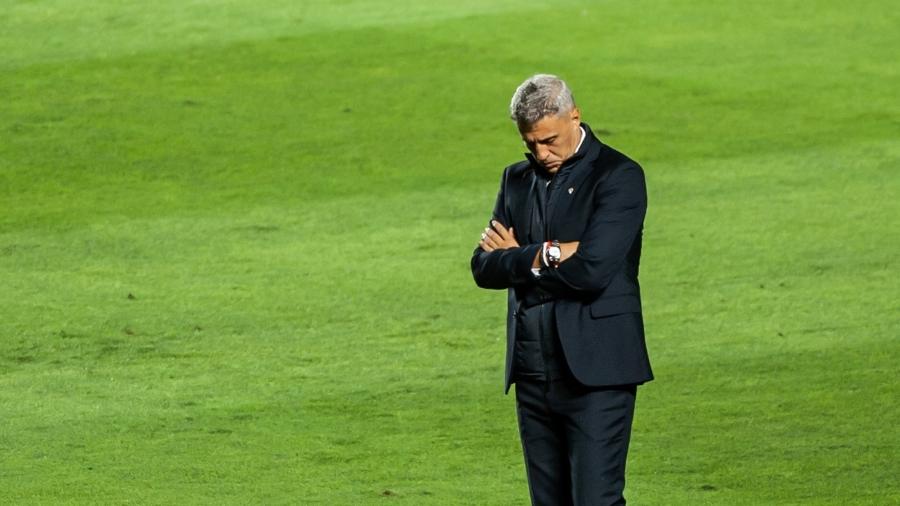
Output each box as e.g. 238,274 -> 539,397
543,126 -> 604,237
525,173 -> 540,243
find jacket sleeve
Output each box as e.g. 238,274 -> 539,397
470,167 -> 543,290
536,162 -> 647,297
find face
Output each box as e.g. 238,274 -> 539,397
518,108 -> 581,174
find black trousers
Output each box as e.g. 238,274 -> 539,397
515,378 -> 637,506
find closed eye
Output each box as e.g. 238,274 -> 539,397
524,136 -> 558,149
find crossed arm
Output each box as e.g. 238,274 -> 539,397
478,220 -> 578,269
471,163 -> 646,297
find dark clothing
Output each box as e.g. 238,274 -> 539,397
513,157 -> 567,383
471,123 -> 653,391
515,299 -> 637,505
471,123 -> 651,505
516,380 -> 636,506
513,301 -> 567,382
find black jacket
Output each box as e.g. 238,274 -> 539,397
471,123 -> 653,391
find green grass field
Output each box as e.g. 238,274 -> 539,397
2,1 -> 898,504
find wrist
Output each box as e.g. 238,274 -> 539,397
542,240 -> 562,268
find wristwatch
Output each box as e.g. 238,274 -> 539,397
543,240 -> 562,268
548,240 -> 562,267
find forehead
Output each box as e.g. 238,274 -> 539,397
518,114 -> 570,141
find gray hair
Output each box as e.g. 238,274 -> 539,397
509,74 -> 576,126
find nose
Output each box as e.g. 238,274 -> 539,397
535,145 -> 551,161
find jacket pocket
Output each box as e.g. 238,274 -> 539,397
590,294 -> 642,318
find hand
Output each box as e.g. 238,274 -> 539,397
479,220 -> 520,252
559,241 -> 579,263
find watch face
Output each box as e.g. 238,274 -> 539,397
548,246 -> 561,258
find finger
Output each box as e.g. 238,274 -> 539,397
485,227 -> 502,243
483,228 -> 500,241
483,233 -> 501,250
489,233 -> 510,249
479,239 -> 495,252
491,220 -> 511,240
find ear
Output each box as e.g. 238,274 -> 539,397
570,107 -> 581,124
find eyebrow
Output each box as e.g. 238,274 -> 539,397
527,135 -> 557,145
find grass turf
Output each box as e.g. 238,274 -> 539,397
1,0 -> 898,504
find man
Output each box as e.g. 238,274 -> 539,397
470,74 -> 653,505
